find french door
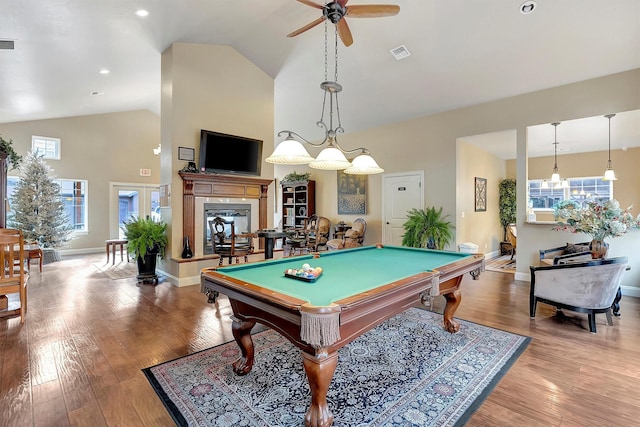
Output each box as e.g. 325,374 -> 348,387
110,183 -> 160,239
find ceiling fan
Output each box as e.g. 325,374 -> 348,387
287,0 -> 400,47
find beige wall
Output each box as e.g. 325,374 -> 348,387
456,141 -> 506,253
0,110 -> 161,251
160,43 -> 275,285
274,68 -> 640,291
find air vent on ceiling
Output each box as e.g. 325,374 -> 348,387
0,40 -> 15,50
390,45 -> 411,61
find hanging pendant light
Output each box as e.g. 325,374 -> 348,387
602,113 -> 617,181
550,122 -> 562,184
266,20 -> 383,174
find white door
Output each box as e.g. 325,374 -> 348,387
110,183 -> 160,238
382,172 -> 424,245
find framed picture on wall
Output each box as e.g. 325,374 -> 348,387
475,177 -> 487,212
337,170 -> 366,215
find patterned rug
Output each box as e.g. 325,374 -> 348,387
485,255 -> 516,273
144,308 -> 530,427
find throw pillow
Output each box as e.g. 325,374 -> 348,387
566,243 -> 590,254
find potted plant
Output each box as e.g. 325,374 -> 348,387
498,179 -> 516,241
122,216 -> 168,282
401,207 -> 455,250
0,134 -> 23,170
553,199 -> 638,258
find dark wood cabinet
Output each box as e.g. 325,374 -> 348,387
281,180 -> 315,232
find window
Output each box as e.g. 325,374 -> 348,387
32,135 -> 61,159
7,176 -> 88,233
528,176 -> 613,210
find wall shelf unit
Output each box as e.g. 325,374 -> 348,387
281,180 -> 315,232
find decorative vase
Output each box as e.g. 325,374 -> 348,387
590,239 -> 609,259
181,236 -> 193,259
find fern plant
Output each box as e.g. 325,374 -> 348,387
122,216 -> 168,261
401,207 -> 455,250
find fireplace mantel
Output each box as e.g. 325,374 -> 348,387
179,172 -> 273,254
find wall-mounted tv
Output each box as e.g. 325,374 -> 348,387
199,129 -> 263,176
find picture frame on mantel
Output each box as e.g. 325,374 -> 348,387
475,177 -> 487,212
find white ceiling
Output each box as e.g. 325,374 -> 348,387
1,1 -> 639,156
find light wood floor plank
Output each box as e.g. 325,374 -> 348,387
1,253 -> 639,426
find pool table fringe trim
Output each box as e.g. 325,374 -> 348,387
300,303 -> 341,347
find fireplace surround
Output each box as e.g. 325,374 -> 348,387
179,172 -> 273,258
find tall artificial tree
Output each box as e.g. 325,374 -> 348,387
498,179 -> 517,241
8,151 -> 73,248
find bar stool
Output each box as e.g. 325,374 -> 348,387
105,239 -> 128,265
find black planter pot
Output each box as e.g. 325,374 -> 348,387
136,249 -> 159,284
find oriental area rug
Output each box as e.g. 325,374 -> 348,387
143,308 -> 530,427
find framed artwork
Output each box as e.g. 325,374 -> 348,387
475,177 -> 487,212
337,170 -> 366,214
178,146 -> 195,161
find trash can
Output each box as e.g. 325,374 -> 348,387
459,242 -> 479,254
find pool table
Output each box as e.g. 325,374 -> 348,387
200,244 -> 484,427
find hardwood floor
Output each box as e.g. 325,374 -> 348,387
1,252 -> 639,426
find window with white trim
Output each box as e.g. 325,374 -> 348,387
528,176 -> 613,210
32,135 -> 61,159
7,176 -> 88,233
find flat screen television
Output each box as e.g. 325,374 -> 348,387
199,129 -> 263,176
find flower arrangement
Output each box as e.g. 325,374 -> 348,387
553,199 -> 638,241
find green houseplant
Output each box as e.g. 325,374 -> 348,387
498,179 -> 516,241
401,207 -> 455,250
0,134 -> 23,170
122,216 -> 168,281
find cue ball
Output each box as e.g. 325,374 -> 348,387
302,263 -> 311,271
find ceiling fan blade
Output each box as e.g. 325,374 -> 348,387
337,19 -> 353,47
337,0 -> 350,6
287,16 -> 327,38
346,4 -> 400,18
297,0 -> 324,10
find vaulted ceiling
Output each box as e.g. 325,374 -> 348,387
1,1 -> 639,156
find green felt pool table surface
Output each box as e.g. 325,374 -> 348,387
212,245 -> 474,306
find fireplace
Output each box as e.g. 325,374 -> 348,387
203,203 -> 251,255
179,172 -> 273,259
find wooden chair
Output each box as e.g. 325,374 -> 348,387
208,217 -> 257,266
0,228 -> 29,323
326,218 -> 367,250
285,215 -> 332,255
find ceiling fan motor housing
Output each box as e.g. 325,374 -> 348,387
323,2 -> 346,23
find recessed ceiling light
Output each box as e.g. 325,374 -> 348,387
99,69 -> 110,75
520,1 -> 537,15
90,91 -> 104,96
135,9 -> 149,17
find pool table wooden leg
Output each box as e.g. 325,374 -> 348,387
231,316 -> 257,375
302,351 -> 338,427
443,290 -> 462,333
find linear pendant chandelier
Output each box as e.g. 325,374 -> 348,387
265,21 -> 383,175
